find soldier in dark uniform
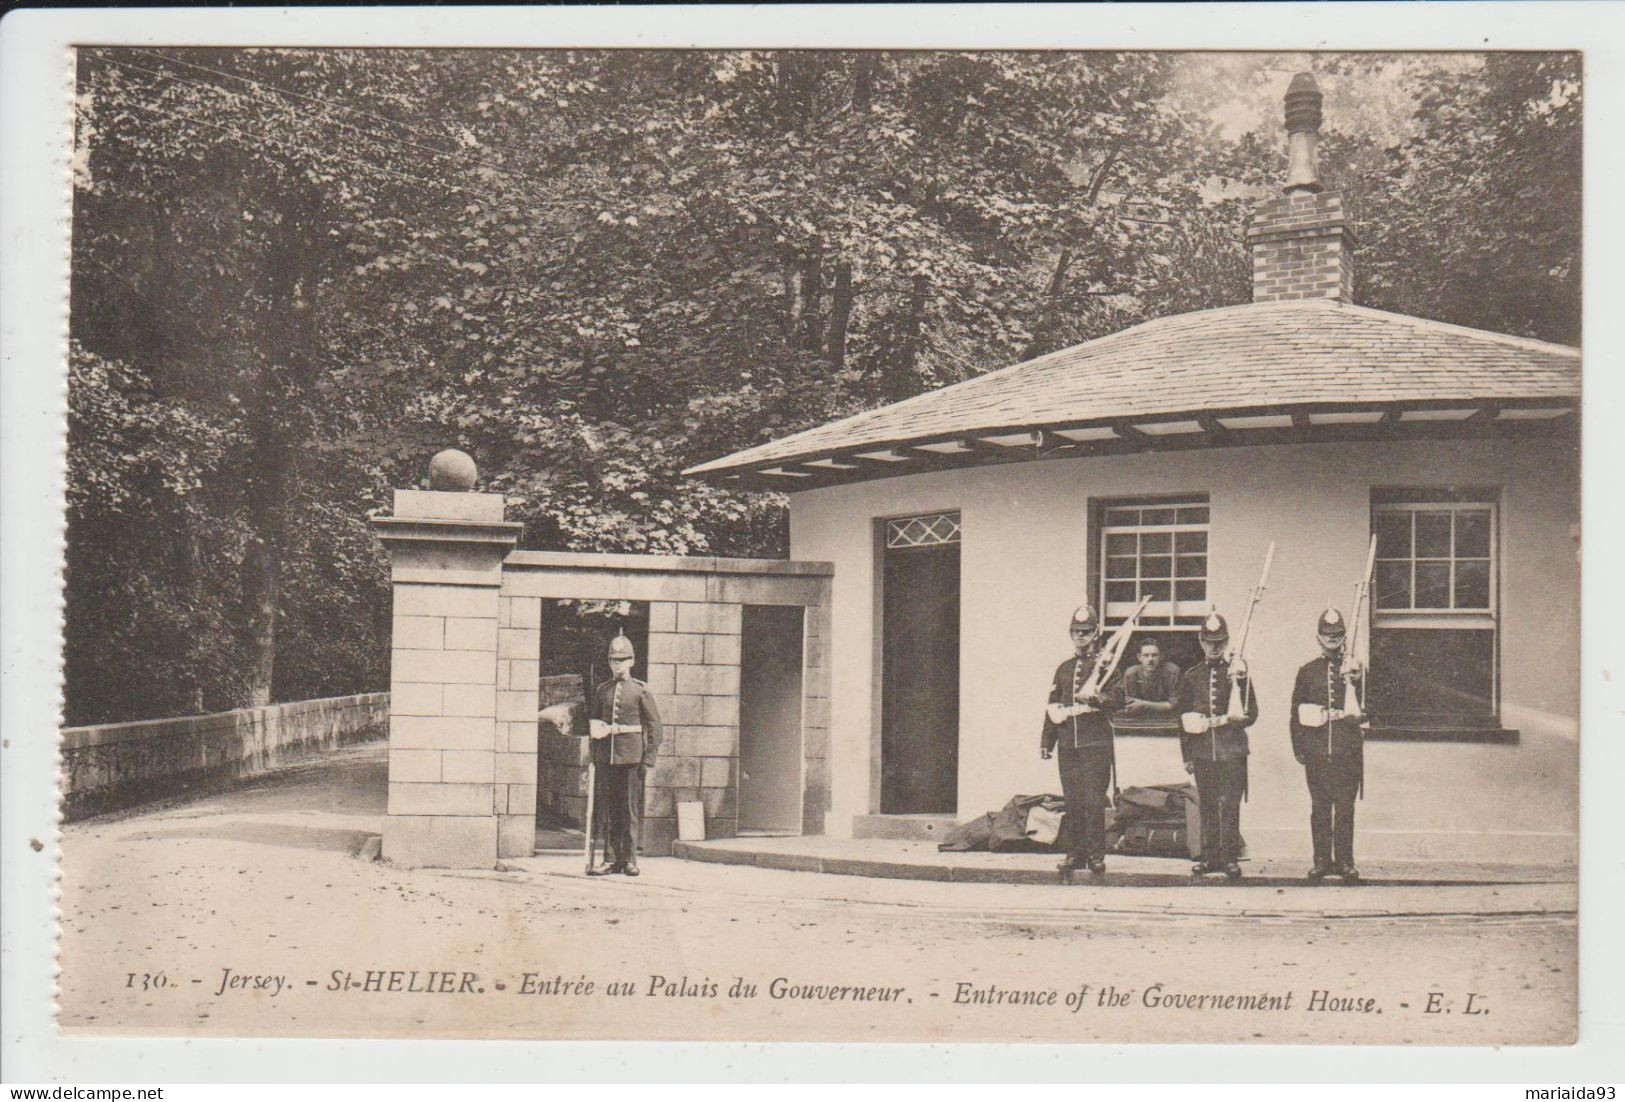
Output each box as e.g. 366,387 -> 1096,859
1174,611 -> 1258,879
1289,608 -> 1367,883
587,632 -> 663,877
1040,605 -> 1125,881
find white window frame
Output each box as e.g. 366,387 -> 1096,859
1098,498 -> 1210,629
1372,500 -> 1498,631
1370,497 -> 1500,724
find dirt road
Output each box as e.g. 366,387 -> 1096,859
57,745 -> 1576,1044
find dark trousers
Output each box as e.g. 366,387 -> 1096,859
1305,754 -> 1360,868
1056,744 -> 1112,863
595,763 -> 645,864
1192,758 -> 1246,865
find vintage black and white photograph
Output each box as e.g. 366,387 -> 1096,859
34,32 -> 1589,1049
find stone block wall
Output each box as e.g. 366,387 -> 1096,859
495,592 -> 542,857
60,693 -> 388,821
375,488 -> 522,868
644,599 -> 742,852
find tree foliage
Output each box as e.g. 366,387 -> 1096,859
66,49 -> 1580,724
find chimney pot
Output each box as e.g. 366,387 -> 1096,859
1282,71 -> 1324,195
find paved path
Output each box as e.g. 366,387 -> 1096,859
56,745 -> 1577,1045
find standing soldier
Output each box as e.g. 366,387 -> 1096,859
588,632 -> 663,877
1040,605 -> 1124,882
1175,611 -> 1258,879
1289,608 -> 1367,882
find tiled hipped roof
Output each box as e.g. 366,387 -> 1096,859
684,299 -> 1579,487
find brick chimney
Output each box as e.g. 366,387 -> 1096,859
1247,72 -> 1356,303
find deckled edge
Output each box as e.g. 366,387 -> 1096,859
51,41 -> 76,1034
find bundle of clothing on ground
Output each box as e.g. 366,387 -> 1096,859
937,783 -> 1242,861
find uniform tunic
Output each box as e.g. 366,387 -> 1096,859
1289,655 -> 1367,869
591,676 -> 664,864
1173,659 -> 1259,865
1040,649 -> 1125,864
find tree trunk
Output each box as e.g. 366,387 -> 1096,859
851,53 -> 880,113
886,272 -> 929,401
782,259 -> 802,336
798,251 -> 824,352
1022,247 -> 1072,360
239,198 -> 316,708
825,259 -> 854,368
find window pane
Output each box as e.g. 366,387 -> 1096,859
1141,555 -> 1172,579
1140,531 -> 1171,553
1105,508 -> 1140,526
1415,562 -> 1451,608
1455,510 -> 1491,558
1175,554 -> 1206,578
1174,530 -> 1208,553
1175,580 -> 1206,602
1370,627 -> 1495,722
1142,507 -> 1176,526
1105,581 -> 1136,603
1415,512 -> 1452,558
1106,556 -> 1137,579
1105,532 -> 1136,556
1175,506 -> 1209,524
1375,560 -> 1411,610
1142,580 -> 1171,601
1140,615 -> 1172,627
1455,560 -> 1491,609
1375,512 -> 1411,558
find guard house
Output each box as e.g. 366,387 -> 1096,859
685,74 -> 1580,862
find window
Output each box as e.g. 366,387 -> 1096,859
1095,498 -> 1209,735
1369,495 -> 1499,729
1099,500 -> 1210,628
885,512 -> 961,550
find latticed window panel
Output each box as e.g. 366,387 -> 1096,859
1100,499 -> 1209,628
886,512 -> 962,550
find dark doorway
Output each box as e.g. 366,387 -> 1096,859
739,605 -> 805,834
880,536 -> 961,814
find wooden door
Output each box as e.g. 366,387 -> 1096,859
880,540 -> 960,814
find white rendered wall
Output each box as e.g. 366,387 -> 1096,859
788,436 -> 1579,861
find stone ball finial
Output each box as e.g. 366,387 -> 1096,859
428,448 -> 478,492
1284,71 -> 1323,134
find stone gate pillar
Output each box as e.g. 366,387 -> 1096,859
372,450 -> 523,868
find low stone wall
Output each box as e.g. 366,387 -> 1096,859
61,692 -> 390,821
535,673 -> 587,825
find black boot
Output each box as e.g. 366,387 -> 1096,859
1223,861 -> 1243,880
1306,864 -> 1331,882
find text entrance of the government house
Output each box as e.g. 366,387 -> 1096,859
879,511 -> 961,814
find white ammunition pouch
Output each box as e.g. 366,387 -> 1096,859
1180,712 -> 1211,736
1297,703 -> 1329,728
1047,702 -> 1095,724
589,719 -> 612,740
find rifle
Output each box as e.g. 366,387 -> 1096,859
1045,594 -> 1152,724
1347,533 -> 1378,718
1226,541 -> 1275,723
